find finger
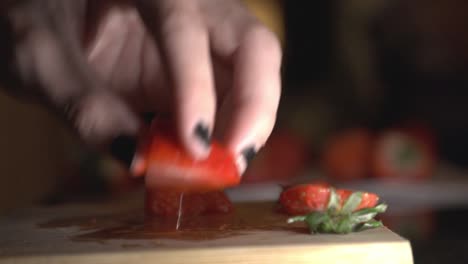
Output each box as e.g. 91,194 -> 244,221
137,0 -> 216,160
20,17 -> 142,168
217,26 -> 282,175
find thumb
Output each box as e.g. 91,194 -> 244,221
48,51 -> 142,167
8,14 -> 142,167
43,44 -> 143,166
70,90 -> 141,151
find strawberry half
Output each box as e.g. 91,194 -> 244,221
279,183 -> 332,215
145,189 -> 234,217
280,183 -> 387,234
279,183 -> 379,215
133,119 -> 240,193
336,189 -> 380,212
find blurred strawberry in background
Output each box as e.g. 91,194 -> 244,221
242,129 -> 311,183
321,127 -> 374,182
372,122 -> 437,182
318,121 -> 438,183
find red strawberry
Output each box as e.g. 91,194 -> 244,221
321,128 -> 373,182
336,189 -> 379,211
279,183 -> 380,216
282,183 -> 387,234
372,123 -> 437,182
202,191 -> 234,214
279,183 -> 331,215
133,119 -> 240,192
145,189 -> 233,217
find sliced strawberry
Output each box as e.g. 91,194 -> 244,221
283,183 -> 387,234
279,183 -> 380,216
202,191 -> 234,214
145,190 -> 205,217
336,189 -> 379,211
145,189 -> 233,217
279,183 -> 331,215
133,119 -> 240,192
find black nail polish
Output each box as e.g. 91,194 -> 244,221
110,135 -> 137,168
194,122 -> 211,147
241,146 -> 257,166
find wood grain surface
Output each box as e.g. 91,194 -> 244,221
0,192 -> 413,264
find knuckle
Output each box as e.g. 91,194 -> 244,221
243,24 -> 282,60
160,8 -> 204,36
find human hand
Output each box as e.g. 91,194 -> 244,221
0,0 -> 282,174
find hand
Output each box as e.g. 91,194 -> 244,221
0,0 -> 282,174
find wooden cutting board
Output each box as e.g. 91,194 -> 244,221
0,192 -> 413,264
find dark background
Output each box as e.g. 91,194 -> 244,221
1,1 -> 468,263
280,0 -> 468,166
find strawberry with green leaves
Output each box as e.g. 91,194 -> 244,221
280,183 -> 387,234
372,123 -> 437,182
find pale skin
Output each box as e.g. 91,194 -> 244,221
0,0 -> 282,175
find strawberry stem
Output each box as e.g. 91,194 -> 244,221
356,219 -> 384,231
349,204 -> 388,224
305,212 -> 330,229
341,192 -> 363,214
336,216 -> 353,234
327,188 -> 340,214
287,202 -> 388,234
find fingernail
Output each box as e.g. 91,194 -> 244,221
241,146 -> 257,166
236,146 -> 257,176
110,135 -> 137,168
193,122 -> 211,148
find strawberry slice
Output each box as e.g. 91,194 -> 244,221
279,183 -> 332,215
202,191 -> 234,214
280,183 -> 387,234
335,189 -> 379,211
372,123 -> 437,182
133,119 -> 240,193
279,183 -> 379,215
145,189 -> 234,217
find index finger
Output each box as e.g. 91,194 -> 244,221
218,25 -> 282,174
137,0 -> 216,160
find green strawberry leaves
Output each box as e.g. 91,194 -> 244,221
341,191 -> 363,214
288,212 -> 331,233
287,189 -> 388,234
327,188 -> 340,214
356,219 -> 384,232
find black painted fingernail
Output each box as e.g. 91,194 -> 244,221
241,146 -> 257,166
194,122 -> 211,147
110,135 -> 137,168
